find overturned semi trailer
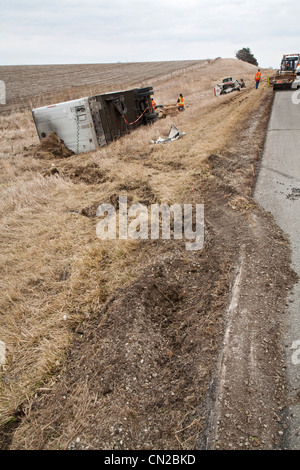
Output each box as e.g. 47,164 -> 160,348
32,87 -> 157,155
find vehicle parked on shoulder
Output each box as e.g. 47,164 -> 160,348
291,71 -> 300,90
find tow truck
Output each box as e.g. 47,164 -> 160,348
271,53 -> 300,90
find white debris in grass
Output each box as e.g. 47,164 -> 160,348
0,341 -> 6,365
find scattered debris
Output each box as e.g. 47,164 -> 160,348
287,188 -> 300,201
151,125 -> 186,144
156,104 -> 180,118
0,341 -> 6,366
43,164 -> 60,177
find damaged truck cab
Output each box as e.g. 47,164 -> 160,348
32,87 -> 158,155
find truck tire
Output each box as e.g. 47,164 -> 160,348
144,112 -> 158,124
138,87 -> 153,93
138,90 -> 154,98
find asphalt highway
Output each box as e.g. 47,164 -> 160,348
254,89 -> 300,449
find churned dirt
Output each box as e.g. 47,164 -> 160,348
24,133 -> 75,160
0,59 -> 297,450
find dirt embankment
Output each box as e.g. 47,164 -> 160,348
1,81 -> 296,450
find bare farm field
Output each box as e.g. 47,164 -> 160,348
0,60 -> 207,114
0,58 -> 297,450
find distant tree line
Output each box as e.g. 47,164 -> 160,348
236,48 -> 258,66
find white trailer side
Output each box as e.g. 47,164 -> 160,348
32,97 -> 99,155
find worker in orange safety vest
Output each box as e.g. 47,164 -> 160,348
177,93 -> 185,111
151,98 -> 156,113
255,69 -> 262,89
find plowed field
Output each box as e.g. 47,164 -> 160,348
0,60 -> 206,113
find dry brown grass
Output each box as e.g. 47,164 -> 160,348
0,58 -> 271,427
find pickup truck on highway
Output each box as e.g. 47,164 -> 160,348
292,71 -> 300,89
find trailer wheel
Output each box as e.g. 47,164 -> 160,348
144,112 -> 157,119
138,87 -> 153,94
138,91 -> 154,98
144,113 -> 158,124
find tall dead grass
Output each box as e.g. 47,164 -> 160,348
0,58 -> 270,426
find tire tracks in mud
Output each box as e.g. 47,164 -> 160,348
201,90 -> 298,450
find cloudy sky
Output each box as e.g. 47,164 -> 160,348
0,0 -> 299,67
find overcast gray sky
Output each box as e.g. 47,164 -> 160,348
0,0 -> 299,67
